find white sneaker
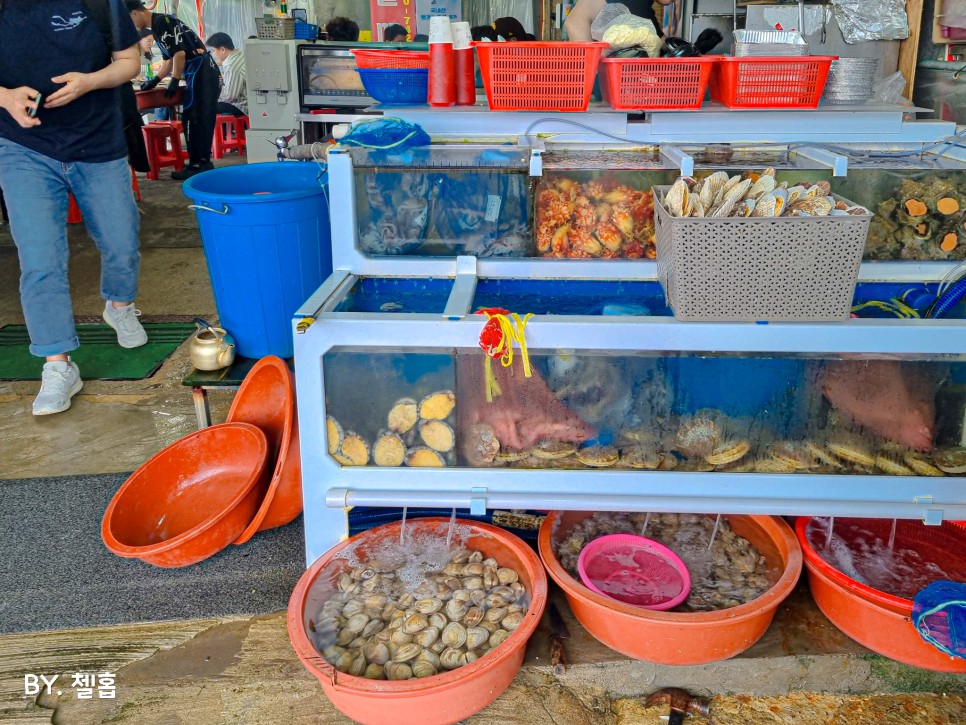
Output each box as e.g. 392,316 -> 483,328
33,360 -> 83,416
103,301 -> 148,349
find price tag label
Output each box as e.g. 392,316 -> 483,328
485,195 -> 502,222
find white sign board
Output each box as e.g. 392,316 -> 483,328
415,0 -> 462,36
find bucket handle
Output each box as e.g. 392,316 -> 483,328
188,203 -> 229,215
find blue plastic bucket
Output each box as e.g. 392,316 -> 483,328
183,162 -> 331,358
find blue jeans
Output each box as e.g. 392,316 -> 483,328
0,139 -> 140,357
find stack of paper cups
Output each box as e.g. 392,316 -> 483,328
428,17 -> 455,107
452,21 -> 475,106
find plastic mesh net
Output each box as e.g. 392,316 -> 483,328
912,580 -> 966,660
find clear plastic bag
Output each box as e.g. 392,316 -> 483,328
872,71 -> 909,105
591,3 -> 662,58
830,0 -> 909,43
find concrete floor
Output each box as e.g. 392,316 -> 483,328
1,159 -> 964,724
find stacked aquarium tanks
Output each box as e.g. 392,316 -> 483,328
295,141 -> 966,559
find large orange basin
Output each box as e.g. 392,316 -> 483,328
796,516 -> 966,673
538,511 -> 802,665
101,422 -> 268,567
288,518 -> 548,725
226,356 -> 302,544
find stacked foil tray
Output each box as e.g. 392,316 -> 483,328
733,30 -> 808,57
822,58 -> 879,105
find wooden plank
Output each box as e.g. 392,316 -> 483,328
899,0 -> 926,99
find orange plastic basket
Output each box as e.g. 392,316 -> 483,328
351,49 -> 430,69
474,41 -> 608,112
599,56 -> 717,110
709,56 -> 836,109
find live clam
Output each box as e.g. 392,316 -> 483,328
466,626 -> 490,650
385,662 -> 413,681
442,621 -> 468,648
412,660 -> 438,678
440,647 -> 468,670
392,643 -> 422,663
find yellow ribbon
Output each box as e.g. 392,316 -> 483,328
482,311 -> 533,403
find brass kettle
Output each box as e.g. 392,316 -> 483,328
189,318 -> 235,371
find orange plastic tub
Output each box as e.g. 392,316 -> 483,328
796,517 -> 966,673
101,423 -> 269,568
538,511 -> 802,665
288,518 -> 548,725
225,356 -> 301,544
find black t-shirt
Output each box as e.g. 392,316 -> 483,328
150,12 -> 205,59
607,0 -> 663,37
0,0 -> 140,162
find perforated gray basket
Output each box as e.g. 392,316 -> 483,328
652,186 -> 872,322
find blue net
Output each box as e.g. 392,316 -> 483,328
339,118 -> 430,151
912,580 -> 966,660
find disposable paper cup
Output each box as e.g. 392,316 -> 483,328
429,17 -> 453,44
452,21 -> 472,51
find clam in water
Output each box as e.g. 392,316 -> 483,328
309,544 -> 529,681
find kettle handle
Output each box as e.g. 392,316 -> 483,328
193,317 -> 225,341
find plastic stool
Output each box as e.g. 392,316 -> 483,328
67,167 -> 141,224
143,122 -> 186,180
212,114 -> 250,158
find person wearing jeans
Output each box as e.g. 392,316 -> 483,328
127,1 -> 221,180
0,0 -> 147,415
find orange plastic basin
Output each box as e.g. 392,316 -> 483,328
226,356 -> 302,544
101,422 -> 269,568
796,516 -> 966,673
538,511 -> 802,665
288,518 -> 548,725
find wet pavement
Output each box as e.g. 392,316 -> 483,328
1,158 -> 964,723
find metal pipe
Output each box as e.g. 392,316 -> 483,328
325,489 -> 965,523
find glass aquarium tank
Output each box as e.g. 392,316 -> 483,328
320,344 -> 966,476
831,158 -> 966,261
351,146 -> 532,258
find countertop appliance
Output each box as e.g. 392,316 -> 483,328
244,39 -> 422,163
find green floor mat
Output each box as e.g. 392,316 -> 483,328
0,323 -> 195,380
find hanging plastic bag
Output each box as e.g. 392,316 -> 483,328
830,0 -> 909,43
591,3 -> 662,58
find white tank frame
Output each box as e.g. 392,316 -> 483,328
295,120 -> 966,564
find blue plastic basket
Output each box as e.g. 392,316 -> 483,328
294,21 -> 318,40
356,68 -> 428,105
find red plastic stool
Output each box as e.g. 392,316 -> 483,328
212,114 -> 250,158
143,122 -> 186,180
67,167 -> 141,224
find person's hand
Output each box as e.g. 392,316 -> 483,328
0,85 -> 41,128
164,77 -> 181,98
45,72 -> 95,109
139,76 -> 160,92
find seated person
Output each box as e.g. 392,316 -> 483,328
326,16 -> 360,42
413,34 -> 429,42
493,17 -> 535,41
471,25 -> 499,42
206,32 -> 247,116
383,23 -> 409,42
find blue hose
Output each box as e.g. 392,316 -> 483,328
929,276 -> 966,318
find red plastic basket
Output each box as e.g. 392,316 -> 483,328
599,56 -> 717,110
351,49 -> 430,70
709,56 -> 836,109
474,41 -> 608,112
